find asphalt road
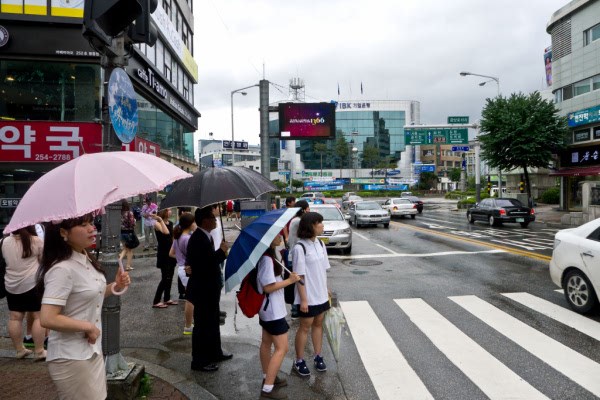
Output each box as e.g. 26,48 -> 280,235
328,210 -> 600,399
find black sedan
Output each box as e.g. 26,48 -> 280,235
467,198 -> 535,228
403,195 -> 424,213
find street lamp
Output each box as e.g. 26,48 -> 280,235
460,71 -> 503,198
231,84 -> 258,166
352,146 -> 358,190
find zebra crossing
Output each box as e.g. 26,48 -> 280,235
340,292 -> 600,400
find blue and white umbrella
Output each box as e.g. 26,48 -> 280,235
224,207 -> 299,292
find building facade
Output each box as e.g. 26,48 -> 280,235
0,0 -> 199,230
547,0 -> 600,211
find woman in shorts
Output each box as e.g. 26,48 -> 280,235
257,234 -> 300,399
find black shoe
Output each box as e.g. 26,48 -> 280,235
219,311 -> 227,318
191,363 -> 219,372
215,352 -> 233,361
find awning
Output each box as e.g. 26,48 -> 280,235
549,166 -> 600,176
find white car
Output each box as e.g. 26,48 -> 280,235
382,198 -> 417,219
310,204 -> 352,254
549,218 -> 600,313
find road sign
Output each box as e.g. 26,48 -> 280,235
222,140 -> 248,150
448,116 -> 469,124
451,146 -> 470,151
405,128 -> 468,145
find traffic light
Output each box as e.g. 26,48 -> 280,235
128,0 -> 159,46
519,181 -> 525,193
487,180 -> 491,194
83,0 -> 143,46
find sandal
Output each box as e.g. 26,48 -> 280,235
125,266 -> 134,271
34,350 -> 47,362
16,348 -> 33,359
166,300 -> 179,306
152,303 -> 168,308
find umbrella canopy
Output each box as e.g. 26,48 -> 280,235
4,151 -> 191,234
224,207 -> 298,292
159,166 -> 277,210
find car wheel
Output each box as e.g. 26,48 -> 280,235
354,217 -> 360,228
418,209 -> 423,214
410,214 -> 416,219
489,215 -> 497,227
384,223 -> 389,228
563,270 -> 598,314
520,222 -> 530,228
468,213 -> 475,224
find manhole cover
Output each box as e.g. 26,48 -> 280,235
348,260 -> 383,266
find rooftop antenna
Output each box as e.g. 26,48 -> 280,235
289,77 -> 305,102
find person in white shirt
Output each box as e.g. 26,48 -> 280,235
256,234 -> 300,400
291,212 -> 331,378
39,214 -> 131,400
285,200 -> 309,319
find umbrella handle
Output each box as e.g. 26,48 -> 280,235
111,259 -> 129,295
276,259 -> 304,286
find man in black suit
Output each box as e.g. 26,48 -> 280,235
185,206 -> 232,372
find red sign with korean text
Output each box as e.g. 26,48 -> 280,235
0,121 -> 102,162
121,137 -> 161,156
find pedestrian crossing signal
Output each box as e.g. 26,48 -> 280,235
520,181 -> 525,193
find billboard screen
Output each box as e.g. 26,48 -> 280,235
278,102 -> 336,140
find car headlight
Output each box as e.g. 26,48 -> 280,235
335,228 -> 352,235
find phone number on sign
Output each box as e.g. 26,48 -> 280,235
35,154 -> 73,161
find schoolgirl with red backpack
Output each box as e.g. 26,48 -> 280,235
253,235 -> 300,400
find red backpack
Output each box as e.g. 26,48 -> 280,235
237,264 -> 270,318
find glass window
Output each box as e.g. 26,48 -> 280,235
178,65 -> 183,93
172,58 -> 178,86
155,39 -> 164,74
563,85 -> 573,100
146,41 -> 155,65
164,50 -> 172,82
573,128 -> 590,143
574,79 -> 591,96
593,75 -> 600,91
0,60 -> 101,122
162,0 -> 171,17
554,89 -> 562,103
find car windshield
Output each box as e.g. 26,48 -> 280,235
496,199 -> 523,207
349,196 -> 362,201
406,196 -> 420,201
356,202 -> 381,210
393,199 -> 411,204
313,208 -> 343,221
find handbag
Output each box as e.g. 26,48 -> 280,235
124,232 -> 140,249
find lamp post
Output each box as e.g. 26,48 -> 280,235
460,71 -> 502,198
231,84 -> 259,166
352,146 -> 358,190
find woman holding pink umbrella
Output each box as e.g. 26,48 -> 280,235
39,213 -> 131,400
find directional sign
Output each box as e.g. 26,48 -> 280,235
222,140 -> 249,150
451,146 -> 470,151
405,128 -> 468,145
448,116 -> 469,124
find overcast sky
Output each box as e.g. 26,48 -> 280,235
192,0 -> 567,149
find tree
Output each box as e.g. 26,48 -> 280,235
334,135 -> 349,178
362,145 -> 380,176
449,168 -> 462,182
417,171 -> 439,190
479,91 -> 568,206
313,142 -> 328,177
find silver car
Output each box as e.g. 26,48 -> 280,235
348,201 -> 391,228
311,204 -> 353,254
342,195 -> 363,211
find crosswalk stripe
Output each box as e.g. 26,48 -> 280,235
450,295 -> 600,397
395,298 -> 548,400
340,301 -> 434,400
502,292 -> 600,341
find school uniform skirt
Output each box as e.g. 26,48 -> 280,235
47,353 -> 106,400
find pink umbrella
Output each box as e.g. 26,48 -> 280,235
3,151 -> 192,234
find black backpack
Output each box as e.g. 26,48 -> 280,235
0,237 -> 7,299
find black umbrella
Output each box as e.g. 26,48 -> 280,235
160,166 -> 277,210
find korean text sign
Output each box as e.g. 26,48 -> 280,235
0,121 -> 102,162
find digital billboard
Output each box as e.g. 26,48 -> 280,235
278,102 -> 336,140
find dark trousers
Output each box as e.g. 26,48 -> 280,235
153,264 -> 175,304
191,290 -> 223,367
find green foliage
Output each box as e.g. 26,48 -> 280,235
540,187 -> 560,204
449,168 -> 462,182
417,171 -> 439,190
137,374 -> 152,398
291,179 -> 303,189
272,180 -> 288,190
334,134 -> 350,168
479,91 -> 568,172
362,145 -> 380,170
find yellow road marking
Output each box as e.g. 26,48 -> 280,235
392,221 -> 552,262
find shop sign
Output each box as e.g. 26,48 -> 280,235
351,178 -> 385,184
222,140 -> 249,150
336,102 -> 371,110
561,143 -> 600,167
136,68 -> 168,99
0,198 -> 20,208
121,137 -> 161,156
0,25 -> 9,48
568,105 -> 600,127
0,121 -> 102,162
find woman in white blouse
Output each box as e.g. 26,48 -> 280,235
39,214 -> 131,400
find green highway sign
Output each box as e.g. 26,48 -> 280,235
448,116 -> 469,124
405,128 -> 468,145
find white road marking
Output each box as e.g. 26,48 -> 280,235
502,292 -> 600,341
555,289 -> 564,294
352,231 -> 370,240
450,295 -> 600,397
395,298 -> 548,400
340,301 -> 434,400
376,243 -> 397,254
328,249 -> 506,259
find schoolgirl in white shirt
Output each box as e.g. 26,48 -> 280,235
291,212 -> 331,377
256,234 -> 300,400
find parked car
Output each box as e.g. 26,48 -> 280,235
342,192 -> 357,202
550,218 -> 600,313
300,192 -> 325,199
403,195 -> 424,214
342,195 -> 363,210
400,192 -> 413,197
466,198 -> 535,228
311,204 -> 353,254
323,198 -> 341,209
382,198 -> 417,219
348,201 -> 390,228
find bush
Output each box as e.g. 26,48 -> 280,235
457,197 -> 477,209
540,187 -> 560,204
